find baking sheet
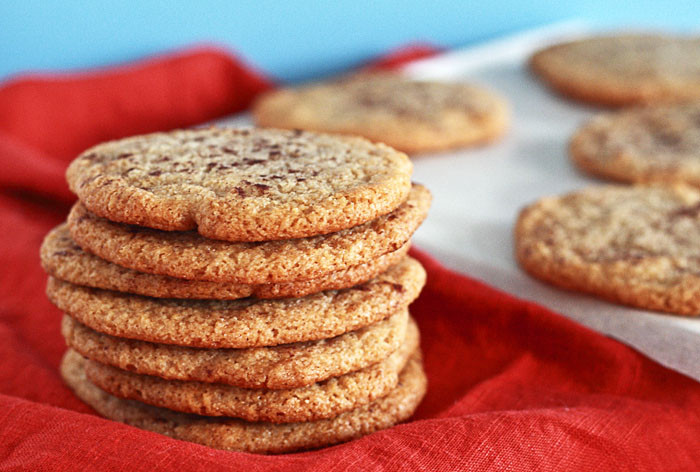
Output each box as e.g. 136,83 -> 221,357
219,21 -> 700,382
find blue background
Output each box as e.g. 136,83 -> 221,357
2,1 -> 699,83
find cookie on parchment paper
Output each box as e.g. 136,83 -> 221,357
515,185 -> 700,316
571,103 -> 700,187
253,73 -> 509,154
61,349 -> 427,454
66,127 -> 412,241
531,34 -> 700,106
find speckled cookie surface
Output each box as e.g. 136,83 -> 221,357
571,103 -> 700,187
60,348 -> 427,454
67,184 -> 430,284
66,127 -> 412,241
531,34 -> 700,106
83,320 -> 418,423
47,257 -> 426,348
252,73 -> 509,154
515,185 -> 700,316
42,224 -> 410,299
62,310 -> 410,390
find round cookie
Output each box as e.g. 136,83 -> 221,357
515,185 -> 700,316
66,127 -> 412,241
60,349 -> 427,454
531,34 -> 700,106
42,224 -> 410,300
67,184 -> 430,284
62,310 -> 409,390
252,72 -> 509,154
47,257 -> 426,348
571,103 -> 700,186
84,320 -> 418,423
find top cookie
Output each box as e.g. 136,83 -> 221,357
252,73 -> 509,154
515,184 -> 700,316
571,103 -> 700,187
66,127 -> 412,241
531,34 -> 700,106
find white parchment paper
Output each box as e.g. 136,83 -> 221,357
219,21 -> 700,382
403,21 -> 700,382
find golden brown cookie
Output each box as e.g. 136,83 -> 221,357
47,257 -> 426,348
515,185 -> 700,316
60,348 -> 427,454
62,310 -> 409,389
571,103 -> 700,186
531,34 -> 700,106
42,224 -> 410,299
252,72 -> 509,154
67,184 -> 430,284
83,320 -> 418,423
65,127 -> 413,241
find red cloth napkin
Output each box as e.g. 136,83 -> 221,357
1,44 -> 700,472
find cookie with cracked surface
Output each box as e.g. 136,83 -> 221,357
67,184 -> 430,284
83,319 -> 418,423
62,310 -> 410,390
531,34 -> 700,106
47,257 -> 426,348
253,73 -> 509,154
42,223 -> 410,299
571,103 -> 700,186
60,348 -> 427,454
515,185 -> 700,316
66,127 -> 412,241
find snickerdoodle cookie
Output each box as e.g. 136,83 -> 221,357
253,73 -> 509,153
516,185 -> 700,315
571,103 -> 700,186
531,34 -> 700,106
66,127 -> 412,241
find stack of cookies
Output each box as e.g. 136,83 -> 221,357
42,127 -> 432,453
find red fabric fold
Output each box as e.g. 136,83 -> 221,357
0,46 -> 273,202
362,43 -> 442,71
1,44 -> 699,471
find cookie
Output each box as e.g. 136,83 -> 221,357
67,184 -> 430,284
83,319 -> 418,423
531,34 -> 700,106
571,103 -> 700,186
62,310 -> 409,390
515,185 -> 700,316
60,348 -> 427,454
42,224 -> 410,300
252,72 -> 509,154
47,257 -> 426,348
65,127 -> 412,241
